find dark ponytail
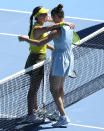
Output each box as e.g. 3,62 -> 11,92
51,4 -> 64,19
28,6 -> 42,37
28,14 -> 34,37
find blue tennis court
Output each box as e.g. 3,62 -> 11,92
0,0 -> 104,131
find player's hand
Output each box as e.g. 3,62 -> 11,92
69,22 -> 75,29
18,35 -> 28,42
65,22 -> 75,29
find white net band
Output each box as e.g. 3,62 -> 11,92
0,26 -> 104,118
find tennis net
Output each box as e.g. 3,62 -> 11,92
0,23 -> 104,120
0,2 -> 104,129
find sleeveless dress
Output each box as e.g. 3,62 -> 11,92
25,23 -> 48,69
25,23 -> 47,76
51,26 -> 74,76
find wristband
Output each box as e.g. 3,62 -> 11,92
60,22 -> 65,27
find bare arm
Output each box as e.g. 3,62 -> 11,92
33,22 -> 75,39
47,44 -> 54,51
19,29 -> 60,47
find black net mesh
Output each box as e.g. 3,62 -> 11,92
0,10 -> 104,131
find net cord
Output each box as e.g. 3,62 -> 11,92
42,61 -> 47,119
72,27 -> 104,48
0,58 -> 51,84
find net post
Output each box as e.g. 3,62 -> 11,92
42,60 -> 47,120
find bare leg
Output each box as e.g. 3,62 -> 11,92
49,75 -> 66,116
59,77 -> 65,100
28,68 -> 43,115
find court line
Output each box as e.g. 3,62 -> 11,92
0,33 -> 21,37
0,8 -> 104,22
0,32 -> 27,37
0,8 -> 31,14
69,123 -> 104,130
65,16 -> 104,23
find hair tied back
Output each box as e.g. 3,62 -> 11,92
57,4 -> 63,10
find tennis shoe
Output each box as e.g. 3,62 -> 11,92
47,111 -> 60,121
34,107 -> 47,115
22,114 -> 44,124
52,116 -> 70,127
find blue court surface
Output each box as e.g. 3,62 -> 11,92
0,1 -> 104,131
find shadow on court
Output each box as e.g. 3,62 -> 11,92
0,118 -> 67,131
